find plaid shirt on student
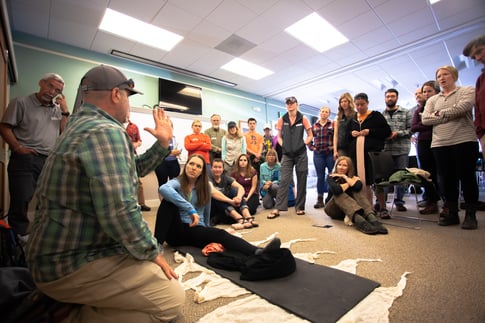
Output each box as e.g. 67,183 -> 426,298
310,120 -> 334,154
26,104 -> 170,283
382,106 -> 412,156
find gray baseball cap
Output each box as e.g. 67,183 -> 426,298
80,65 -> 143,96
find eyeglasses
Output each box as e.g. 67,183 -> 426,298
285,96 -> 297,104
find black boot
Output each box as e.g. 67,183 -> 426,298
314,195 -> 324,209
438,201 -> 460,226
462,205 -> 478,230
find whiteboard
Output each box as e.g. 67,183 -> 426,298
130,107 -> 212,163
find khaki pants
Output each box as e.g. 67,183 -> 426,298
37,254 -> 185,323
324,188 -> 374,220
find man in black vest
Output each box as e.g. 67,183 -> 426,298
268,96 -> 313,218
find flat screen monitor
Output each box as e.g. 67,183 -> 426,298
158,78 -> 202,115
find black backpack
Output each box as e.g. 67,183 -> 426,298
0,220 -> 26,267
207,248 -> 296,281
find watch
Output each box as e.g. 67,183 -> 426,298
61,112 -> 70,117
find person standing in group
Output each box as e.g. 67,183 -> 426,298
25,65 -> 184,321
269,96 -> 313,218
376,89 -> 413,215
0,73 -> 69,241
259,149 -> 281,209
348,93 -> 391,209
185,119 -> 212,170
125,112 -> 151,211
231,154 -> 260,215
309,106 -> 335,209
155,121 -> 181,192
333,92 -> 356,159
221,121 -> 246,173
262,123 -> 274,158
205,114 -> 226,163
244,117 -> 264,175
463,35 -> 485,161
411,81 -> 442,215
422,65 -> 478,230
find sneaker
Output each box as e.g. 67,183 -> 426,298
370,221 -> 389,234
379,209 -> 391,219
140,204 -> 151,212
396,204 -> 407,212
355,221 -> 378,235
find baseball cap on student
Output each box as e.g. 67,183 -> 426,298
80,65 -> 143,96
285,96 -> 298,104
228,121 -> 237,129
264,123 -> 271,130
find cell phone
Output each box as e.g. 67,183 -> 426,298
312,224 -> 333,228
52,94 -> 63,106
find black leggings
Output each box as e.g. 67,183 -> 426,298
154,200 -> 257,255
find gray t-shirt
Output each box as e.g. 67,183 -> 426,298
2,93 -> 62,155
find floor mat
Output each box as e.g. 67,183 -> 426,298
177,246 -> 380,323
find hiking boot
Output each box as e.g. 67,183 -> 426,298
355,221 -> 378,235
419,202 -> 438,215
438,212 -> 460,226
370,221 -> 388,234
461,209 -> 477,230
314,196 -> 324,209
379,209 -> 391,219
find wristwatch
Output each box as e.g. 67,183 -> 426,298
61,111 -> 70,117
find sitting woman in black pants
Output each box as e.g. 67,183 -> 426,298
154,154 -> 279,255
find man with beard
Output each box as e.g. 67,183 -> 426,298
376,88 -> 413,214
205,114 -> 226,162
0,73 -> 69,240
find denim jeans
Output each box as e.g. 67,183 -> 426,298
313,151 -> 335,196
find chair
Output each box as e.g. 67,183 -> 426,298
367,151 -> 430,228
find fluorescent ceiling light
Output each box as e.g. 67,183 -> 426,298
429,0 -> 440,4
100,8 -> 183,51
221,58 -> 274,80
285,12 -> 348,53
178,86 -> 201,98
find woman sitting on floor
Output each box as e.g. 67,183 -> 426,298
154,154 -> 278,256
324,156 -> 388,235
259,149 -> 281,209
209,158 -> 258,229
230,154 -> 260,215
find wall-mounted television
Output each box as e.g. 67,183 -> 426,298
158,78 -> 202,115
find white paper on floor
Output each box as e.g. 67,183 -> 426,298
174,235 -> 410,322
337,272 -> 411,323
197,294 -> 310,323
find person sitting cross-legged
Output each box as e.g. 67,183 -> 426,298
324,156 -> 388,235
209,158 -> 258,229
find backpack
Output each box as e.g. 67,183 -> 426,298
207,248 -> 296,281
0,220 -> 27,267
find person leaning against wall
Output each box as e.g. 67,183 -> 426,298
0,73 -> 69,243
25,65 -> 185,321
